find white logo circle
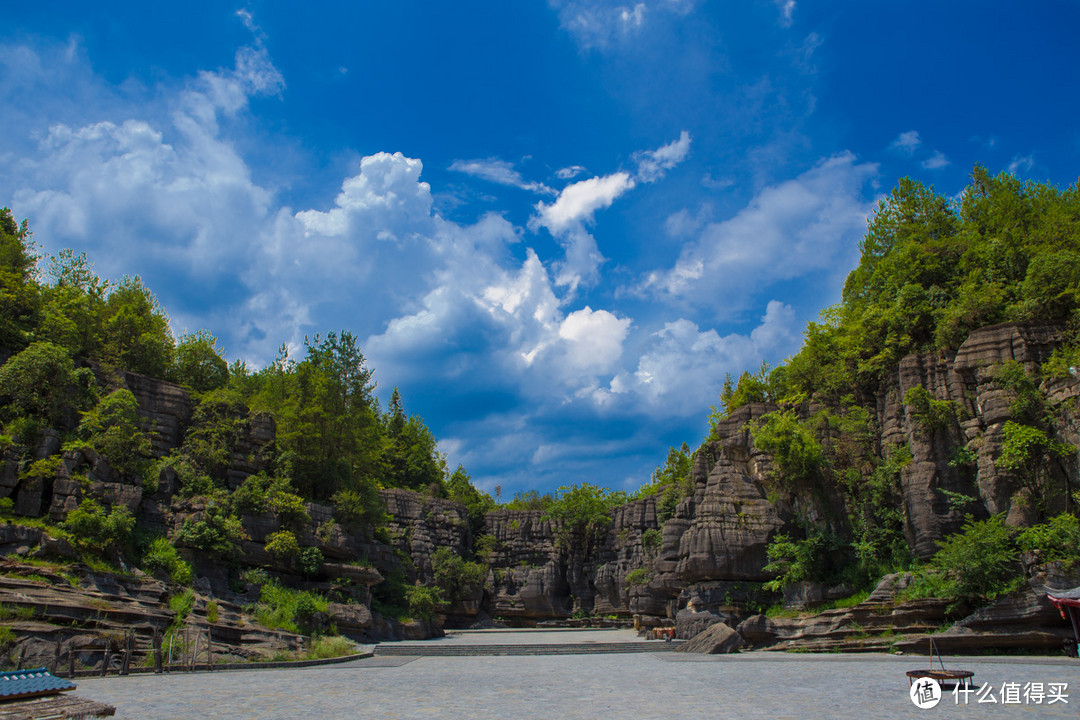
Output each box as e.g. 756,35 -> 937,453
910,677 -> 942,709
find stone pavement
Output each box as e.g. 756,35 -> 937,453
76,649 -> 1076,719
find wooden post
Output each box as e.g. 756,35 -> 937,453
50,638 -> 61,674
190,630 -> 199,672
69,642 -> 76,678
205,627 -> 212,672
15,644 -> 26,671
101,644 -> 110,677
120,630 -> 132,676
153,629 -> 162,674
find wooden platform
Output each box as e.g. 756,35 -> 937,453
0,693 -> 116,720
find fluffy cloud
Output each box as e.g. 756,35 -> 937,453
889,130 -> 921,155
606,300 -> 798,413
634,130 -> 691,183
449,158 -> 555,195
531,171 -> 636,291
533,172 -> 636,233
296,152 -> 434,238
11,45 -> 279,283
642,152 -> 877,314
921,150 -> 949,170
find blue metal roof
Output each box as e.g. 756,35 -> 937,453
0,667 -> 76,700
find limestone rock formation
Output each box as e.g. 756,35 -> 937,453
674,622 -> 744,654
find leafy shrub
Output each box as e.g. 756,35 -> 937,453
1041,344 -> 1080,381
431,546 -> 487,603
641,528 -> 662,554
928,514 -> 1021,604
305,635 -> 356,660
142,537 -> 193,584
761,530 -> 843,592
77,389 -> 150,474
265,529 -> 300,563
473,533 -> 498,562
0,341 -> 95,425
253,581 -> 329,634
991,361 -> 1047,424
206,600 -> 220,624
61,498 -> 135,553
241,567 -> 269,587
542,483 -> 627,549
172,504 -> 247,557
20,455 -> 64,481
172,329 -> 228,393
266,487 -> 310,528
749,410 -> 824,487
234,473 -> 310,527
625,568 -> 653,588
1017,513 -> 1080,567
332,483 -> 388,529
902,386 -> 959,430
501,490 -> 554,511
168,589 -> 195,623
298,546 -> 324,576
445,464 -> 495,537
404,583 -> 444,622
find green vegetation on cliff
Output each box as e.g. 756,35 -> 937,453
0,205 -> 492,605
658,167 -> 1080,602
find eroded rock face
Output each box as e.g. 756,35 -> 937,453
115,369 -> 195,456
877,323 -> 1077,558
381,489 -> 471,583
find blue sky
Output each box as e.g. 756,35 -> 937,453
3,2 -> 1079,497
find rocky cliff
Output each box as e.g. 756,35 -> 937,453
3,322 -> 1079,665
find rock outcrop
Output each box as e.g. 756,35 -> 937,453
4,322 -> 1080,661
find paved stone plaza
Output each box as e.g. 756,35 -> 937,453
77,634 -> 1075,720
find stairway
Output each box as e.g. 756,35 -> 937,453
373,641 -> 682,656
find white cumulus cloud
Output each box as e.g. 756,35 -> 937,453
642,152 -> 878,314
534,171 -> 636,233
635,130 -> 691,183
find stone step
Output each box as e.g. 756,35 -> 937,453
373,641 -> 681,656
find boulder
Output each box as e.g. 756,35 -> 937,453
326,602 -> 374,636
674,622 -> 744,654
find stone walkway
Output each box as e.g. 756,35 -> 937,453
76,649 -> 1075,719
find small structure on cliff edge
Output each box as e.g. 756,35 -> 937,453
1048,588 -> 1080,657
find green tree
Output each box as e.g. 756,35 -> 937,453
61,498 -> 135,553
929,514 -> 1020,604
381,387 -> 445,494
431,545 -> 487,604
103,275 -> 174,378
995,421 -> 1074,515
255,333 -> 382,501
77,389 -> 151,474
749,410 -> 824,487
446,465 -> 494,538
172,329 -> 228,392
0,209 -> 40,352
35,249 -> 109,358
542,483 -> 626,551
0,341 -> 95,427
